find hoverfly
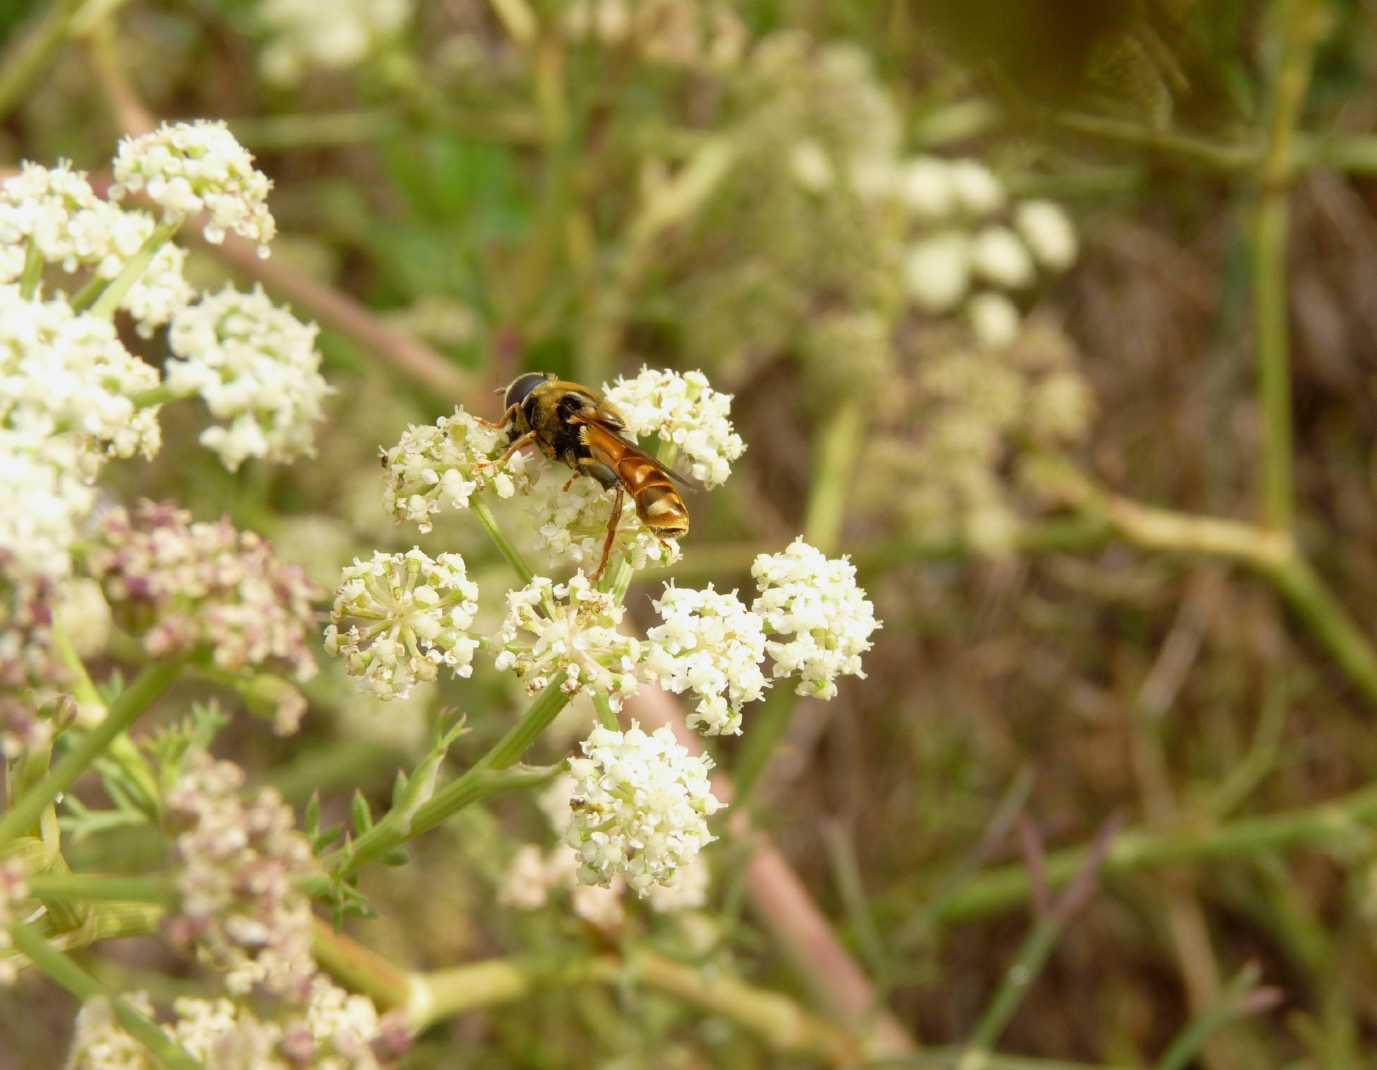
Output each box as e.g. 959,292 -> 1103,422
491,372 -> 692,581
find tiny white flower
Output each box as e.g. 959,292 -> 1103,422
1015,199 -> 1078,271
751,538 -> 880,699
904,231 -> 972,313
970,225 -> 1035,289
494,572 -> 642,708
947,159 -> 1005,216
0,430 -> 94,578
897,156 -> 955,219
967,291 -> 1021,349
645,583 -> 768,736
259,0 -> 414,84
325,548 -> 480,700
167,285 -> 331,470
110,120 -> 276,255
566,721 -> 724,896
603,366 -> 745,488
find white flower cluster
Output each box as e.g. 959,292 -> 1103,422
110,120 -> 277,255
65,976 -> 406,1069
165,753 -> 316,997
562,0 -> 747,72
566,723 -> 723,895
0,162 -> 194,337
604,366 -> 745,487
325,549 -> 480,701
258,0 -> 413,85
381,407 -> 527,532
890,157 -> 1077,348
751,538 -> 880,699
0,285 -> 161,464
0,857 -> 27,986
167,285 -> 331,470
645,584 -> 767,736
494,572 -> 642,708
509,463 -> 680,574
0,430 -> 96,579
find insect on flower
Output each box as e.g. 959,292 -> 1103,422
491,372 -> 694,580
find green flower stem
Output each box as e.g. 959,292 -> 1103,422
26,873 -> 176,904
0,662 -> 180,852
729,688 -> 799,808
591,692 -> 620,730
10,919 -> 205,1070
132,383 -> 189,409
81,218 -> 180,319
19,239 -> 43,299
472,498 -> 535,585
911,783 -> 1377,927
1155,965 -> 1271,1070
310,916 -> 418,1017
1252,0 -> 1325,533
324,680 -> 572,883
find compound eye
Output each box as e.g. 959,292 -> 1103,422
503,372 -> 551,413
557,393 -> 584,420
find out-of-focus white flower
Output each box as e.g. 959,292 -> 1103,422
509,464 -> 679,575
499,844 -> 557,911
645,852 -> 709,913
0,165 -> 196,336
167,285 -> 330,471
904,232 -> 971,313
751,538 -> 880,699
0,858 -> 27,986
110,120 -> 276,255
644,584 -> 767,736
967,291 -> 1022,349
66,995 -> 160,1069
897,156 -> 955,219
0,430 -> 95,578
1015,199 -> 1078,271
566,722 -> 723,896
494,572 -> 642,708
259,0 -> 413,84
603,366 -> 745,487
790,138 -> 834,192
325,548 -> 480,701
947,159 -> 1005,216
1029,369 -> 1096,441
970,225 -> 1035,289
165,753 -> 316,998
382,408 -> 529,532
0,286 -> 161,463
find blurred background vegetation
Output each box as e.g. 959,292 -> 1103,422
7,0 -> 1377,1066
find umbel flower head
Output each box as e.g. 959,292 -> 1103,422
325,548 -> 480,701
565,722 -> 724,896
167,285 -> 331,471
0,285 -> 162,465
381,407 -> 528,532
645,583 -> 768,736
0,429 -> 93,579
604,366 -> 746,488
66,976 -> 407,1069
164,753 -> 316,998
751,538 -> 881,699
0,163 -> 194,337
494,571 -> 642,708
89,502 -> 320,688
109,119 -> 277,255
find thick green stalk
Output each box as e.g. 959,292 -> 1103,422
1252,0 -> 1324,531
919,785 -> 1377,926
10,920 -> 204,1070
26,873 -> 176,904
82,219 -> 180,318
0,662 -> 179,851
472,498 -> 535,585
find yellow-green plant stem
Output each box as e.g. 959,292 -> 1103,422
472,498 -> 535,585
0,662 -> 180,851
19,240 -> 43,298
0,0 -> 83,123
10,919 -> 204,1070
321,679 -> 572,883
27,873 -> 176,904
1251,1 -> 1324,532
591,692 -> 620,730
82,219 -> 180,319
915,783 -> 1377,926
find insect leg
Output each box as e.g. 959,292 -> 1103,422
474,403 -> 520,430
591,484 -> 624,582
498,430 -> 537,466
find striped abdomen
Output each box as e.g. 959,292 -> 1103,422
583,423 -> 690,539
